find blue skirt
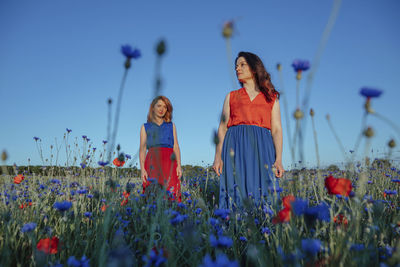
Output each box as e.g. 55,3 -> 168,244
219,125 -> 279,210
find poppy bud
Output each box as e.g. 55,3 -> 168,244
364,100 -> 374,114
117,144 -> 121,151
222,21 -> 234,38
276,63 -> 282,71
310,108 -> 315,117
1,150 -> 7,161
364,127 -> 374,138
293,108 -> 304,120
388,139 -> 396,148
156,40 -> 166,56
108,98 -> 112,105
118,153 -> 125,162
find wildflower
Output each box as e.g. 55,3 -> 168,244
301,238 -> 322,257
125,154 -> 131,159
156,39 -> 166,56
102,140 -> 108,144
261,227 -> 271,235
121,45 -> 141,59
67,255 -> 90,267
13,174 -> 24,184
21,222 -> 37,233
82,135 -> 87,140
239,236 -> 247,242
142,247 -> 167,267
214,209 -> 230,220
333,214 -> 348,225
66,128 -> 72,133
113,157 -> 125,167
210,234 -> 233,248
98,161 -> 109,167
36,236 -> 59,254
170,213 -> 188,225
33,137 -> 40,141
360,87 -> 383,99
84,212 -> 92,218
199,253 -> 239,267
282,195 -> 296,209
292,59 -> 310,80
324,175 -> 352,196
222,20 -> 234,38
80,163 -> 86,169
54,201 -> 72,212
384,189 -> 397,195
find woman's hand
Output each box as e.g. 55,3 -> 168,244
213,157 -> 223,176
176,165 -> 182,179
273,160 -> 284,178
141,169 -> 148,183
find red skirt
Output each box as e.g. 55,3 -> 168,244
143,147 -> 181,202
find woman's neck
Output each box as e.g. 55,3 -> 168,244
242,79 -> 258,92
153,117 -> 164,125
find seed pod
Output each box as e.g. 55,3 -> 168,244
310,108 -> 315,117
388,139 -> 396,148
294,108 -> 304,120
364,127 -> 374,138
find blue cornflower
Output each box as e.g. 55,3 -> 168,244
170,213 -> 188,225
360,87 -> 383,98
195,208 -> 202,214
21,222 -> 37,233
50,179 -> 61,184
263,205 -> 274,216
292,59 -> 310,72
301,239 -> 322,257
384,189 -> 397,195
80,163 -> 86,169
54,201 -> 72,212
121,45 -> 141,59
177,203 -> 187,209
142,248 -> 167,267
98,161 -> 109,167
214,209 -> 230,219
66,128 -> 72,133
84,212 -> 92,218
239,236 -> 247,242
199,253 -> 239,267
87,194 -> 93,199
67,255 -> 90,267
77,188 -> 88,195
33,137 -> 40,141
210,234 -> 233,248
261,227 -> 271,235
350,244 -> 365,251
125,154 -> 131,159
102,140 -> 108,144
82,135 -> 87,140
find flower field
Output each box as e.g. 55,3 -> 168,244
0,159 -> 399,266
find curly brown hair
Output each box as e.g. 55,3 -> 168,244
235,51 -> 279,102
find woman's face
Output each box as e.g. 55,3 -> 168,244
236,57 -> 253,82
153,99 -> 167,119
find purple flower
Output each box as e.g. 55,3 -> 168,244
121,45 -> 141,59
84,212 -> 92,218
214,209 -> 230,219
291,59 -> 310,72
80,163 -> 86,169
67,255 -> 90,267
102,140 -> 108,144
210,234 -> 233,248
82,135 -> 87,140
125,154 -> 131,159
261,227 -> 271,235
239,236 -> 247,242
170,213 -> 188,225
142,248 -> 167,267
33,137 -> 40,141
301,238 -> 322,256
199,253 -> 239,267
360,87 -> 383,98
98,161 -> 109,167
66,128 -> 72,133
54,201 -> 72,212
21,222 -> 37,233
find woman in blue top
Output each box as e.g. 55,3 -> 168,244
139,96 -> 182,201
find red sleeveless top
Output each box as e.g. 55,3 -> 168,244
227,88 -> 276,130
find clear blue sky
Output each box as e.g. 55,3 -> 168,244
1,0 -> 399,169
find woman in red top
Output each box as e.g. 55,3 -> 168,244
213,52 -> 284,209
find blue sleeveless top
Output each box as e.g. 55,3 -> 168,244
144,121 -> 174,148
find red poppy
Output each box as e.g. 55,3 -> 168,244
101,204 -> 108,212
14,174 -> 24,184
121,199 -> 128,206
272,195 -> 296,224
113,158 -> 125,167
333,214 -> 348,225
324,175 -> 352,196
282,195 -> 296,209
37,237 -> 59,254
